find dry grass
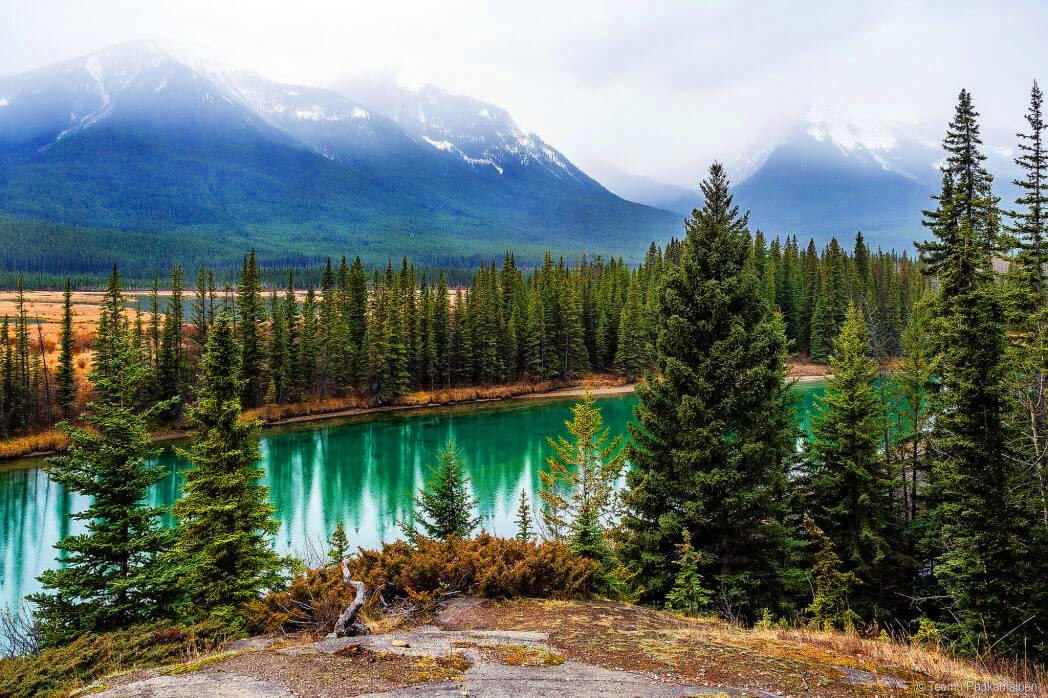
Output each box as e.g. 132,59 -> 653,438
246,374 -> 629,424
439,598 -> 1042,697
762,626 -> 1046,694
0,428 -> 70,460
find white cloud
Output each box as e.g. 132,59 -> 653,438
1,0 -> 1044,187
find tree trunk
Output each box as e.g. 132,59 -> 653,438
334,560 -> 371,637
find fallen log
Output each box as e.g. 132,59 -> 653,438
334,559 -> 371,637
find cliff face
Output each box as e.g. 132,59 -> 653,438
86,597 -> 1019,697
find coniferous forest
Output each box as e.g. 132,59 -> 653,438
2,85 -> 1048,692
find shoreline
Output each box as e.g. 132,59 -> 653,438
0,372 -> 832,468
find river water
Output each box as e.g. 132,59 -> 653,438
0,383 -> 827,615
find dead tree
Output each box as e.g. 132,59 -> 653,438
334,559 -> 371,637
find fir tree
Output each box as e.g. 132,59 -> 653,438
620,163 -> 800,618
615,275 -> 649,381
803,515 -> 860,632
55,279 -> 77,420
410,440 -> 480,540
665,530 -> 713,617
514,490 -> 534,542
238,249 -> 266,407
172,313 -> 284,623
803,304 -> 904,618
328,522 -> 349,566
539,393 -> 625,540
29,267 -> 176,646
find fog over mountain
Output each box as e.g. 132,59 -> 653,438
0,41 -> 678,271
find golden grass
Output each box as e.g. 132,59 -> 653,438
245,374 -> 629,424
0,428 -> 70,460
758,626 -> 1047,694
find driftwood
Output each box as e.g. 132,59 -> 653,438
334,559 -> 371,637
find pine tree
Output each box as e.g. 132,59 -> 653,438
665,530 -> 712,617
620,163 -> 799,617
803,304 -> 904,618
539,393 -> 625,540
432,272 -> 451,389
173,313 -> 284,623
919,90 -> 1045,656
192,265 -> 210,358
615,275 -> 649,381
1011,81 -> 1048,303
157,265 -> 185,417
410,440 -> 480,540
895,292 -> 935,523
29,267 -> 176,646
55,279 -> 77,420
268,290 -> 288,404
283,273 -> 300,402
238,249 -> 266,407
328,522 -> 349,565
514,490 -> 534,542
803,515 -> 860,632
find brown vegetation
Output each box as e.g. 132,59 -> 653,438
243,534 -> 599,635
0,428 -> 70,461
441,598 -> 1042,696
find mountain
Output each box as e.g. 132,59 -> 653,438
602,124 -> 1020,252
0,41 -> 678,274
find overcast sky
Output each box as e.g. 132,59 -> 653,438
2,0 -> 1045,187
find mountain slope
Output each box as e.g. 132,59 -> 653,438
0,42 -> 678,273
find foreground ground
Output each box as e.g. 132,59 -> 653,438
80,598 -> 1026,697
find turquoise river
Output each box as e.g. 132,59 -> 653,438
0,382 -> 828,615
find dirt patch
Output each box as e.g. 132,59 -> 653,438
197,644 -> 471,698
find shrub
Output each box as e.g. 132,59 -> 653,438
0,620 -> 231,698
245,534 -> 598,634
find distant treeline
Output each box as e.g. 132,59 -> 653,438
0,230 -> 921,439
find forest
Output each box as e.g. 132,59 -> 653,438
1,84 -> 1047,694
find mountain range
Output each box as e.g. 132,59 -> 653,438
0,40 -> 1023,274
0,41 -> 677,274
595,124 -> 1021,253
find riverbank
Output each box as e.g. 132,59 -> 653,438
0,362 -> 833,465
0,374 -> 632,465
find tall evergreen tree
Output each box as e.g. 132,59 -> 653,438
620,164 -> 800,618
29,267 -> 175,646
803,305 -> 905,618
173,313 -> 284,623
238,249 -> 266,407
919,90 -> 1045,656
55,279 -> 77,420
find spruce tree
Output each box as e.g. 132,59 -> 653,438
55,279 -> 77,420
919,90 -> 1045,656
328,522 -> 349,565
665,530 -> 713,617
410,440 -> 480,540
514,490 -> 534,542
539,393 -> 625,540
803,304 -> 904,618
30,267 -> 176,646
238,249 -> 266,407
615,275 -> 649,381
620,163 -> 799,617
173,313 -> 284,623
803,515 -> 860,632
